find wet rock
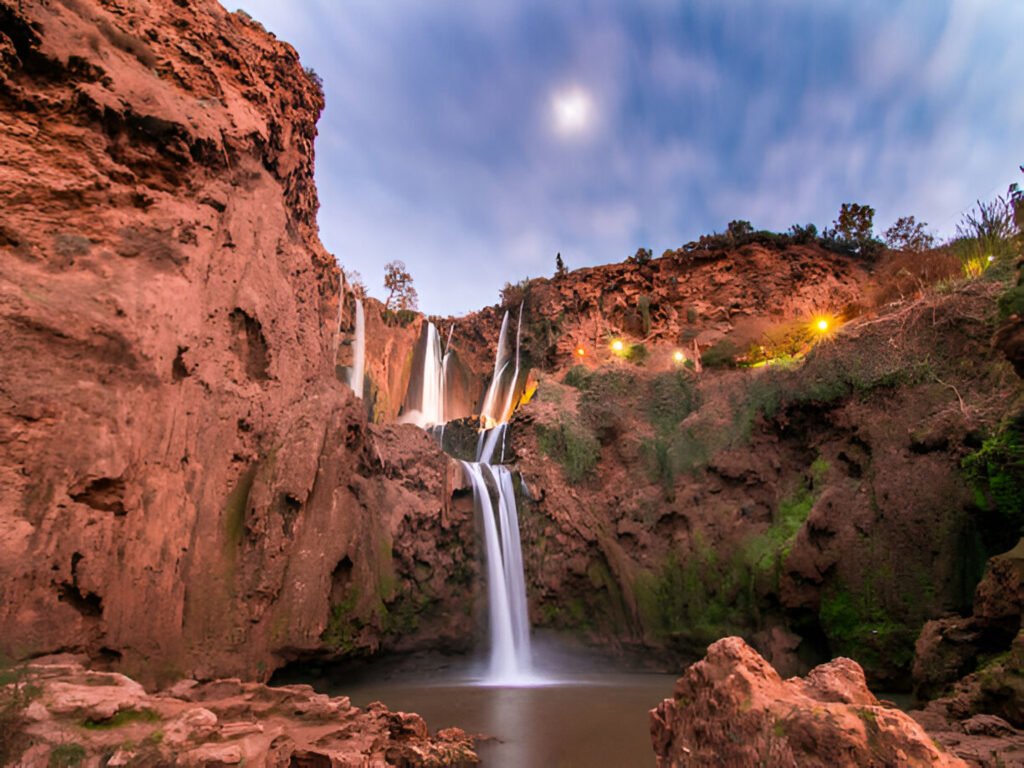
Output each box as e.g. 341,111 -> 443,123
914,540 -> 1024,699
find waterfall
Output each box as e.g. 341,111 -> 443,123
400,321 -> 446,428
461,426 -> 535,684
347,299 -> 365,399
479,304 -> 524,428
400,310 -> 536,684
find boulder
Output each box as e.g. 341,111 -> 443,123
650,636 -> 964,767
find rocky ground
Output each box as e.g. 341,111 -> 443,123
0,658 -> 476,767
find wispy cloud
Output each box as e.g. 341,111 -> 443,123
234,0 -> 1024,314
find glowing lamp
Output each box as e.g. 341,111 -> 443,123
611,339 -> 624,352
673,351 -> 685,362
575,346 -> 586,357
816,319 -> 829,332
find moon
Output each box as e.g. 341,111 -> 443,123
551,87 -> 593,137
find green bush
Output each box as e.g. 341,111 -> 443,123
627,342 -> 648,364
563,365 -> 591,389
998,284 -> 1024,320
638,295 -> 652,334
645,370 -> 698,434
537,419 -> 600,483
953,195 -> 1019,278
819,587 -> 916,674
321,591 -> 362,654
701,339 -> 740,369
48,744 -> 86,768
962,417 -> 1024,550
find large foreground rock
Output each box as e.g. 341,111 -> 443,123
650,636 -> 963,767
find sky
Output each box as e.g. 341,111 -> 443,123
233,0 -> 1024,316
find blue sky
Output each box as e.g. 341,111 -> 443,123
233,0 -> 1024,315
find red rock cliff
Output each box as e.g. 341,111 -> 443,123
0,0 -> 475,684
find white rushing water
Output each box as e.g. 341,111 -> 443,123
463,316 -> 536,683
348,299 -> 365,399
479,305 -> 524,428
398,310 -> 536,684
462,459 -> 534,684
400,321 -> 448,428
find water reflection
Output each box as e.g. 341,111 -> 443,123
339,672 -> 676,768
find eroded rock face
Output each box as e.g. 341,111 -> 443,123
0,0 -> 475,684
649,637 -> 964,768
914,539 -> 1024,700
509,283 -> 1010,684
2,660 -> 477,767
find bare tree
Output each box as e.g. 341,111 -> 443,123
383,260 -> 418,311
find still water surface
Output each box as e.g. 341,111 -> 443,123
338,670 -> 676,768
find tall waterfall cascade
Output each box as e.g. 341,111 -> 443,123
398,307 -> 537,684
462,445 -> 534,684
347,299 -> 365,399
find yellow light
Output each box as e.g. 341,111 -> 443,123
816,319 -> 829,332
673,350 -> 685,362
611,339 -> 624,352
575,346 -> 586,357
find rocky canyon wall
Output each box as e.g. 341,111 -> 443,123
0,0 -> 476,685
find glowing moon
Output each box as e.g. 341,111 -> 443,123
551,87 -> 593,136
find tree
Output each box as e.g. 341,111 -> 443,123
1009,165 -> 1024,232
383,260 -> 418,311
787,223 -> 818,244
883,216 -> 935,252
629,247 -> 653,265
555,252 -> 567,278
726,220 -> 754,241
342,267 -> 366,299
823,202 -> 882,257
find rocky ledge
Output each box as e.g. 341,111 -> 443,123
650,636 -> 961,768
1,660 -> 477,767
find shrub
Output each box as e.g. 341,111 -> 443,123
626,342 -> 648,364
953,196 -> 1018,278
628,247 -> 653,265
727,220 -> 754,240
500,278 -> 530,308
701,339 -> 740,369
638,295 -> 652,335
822,202 -> 884,258
537,419 -> 600,483
563,365 -> 591,389
304,66 -> 323,91
884,215 -> 935,252
645,370 -> 698,434
787,223 -> 818,244
48,744 -> 86,768
962,416 -> 1024,551
998,284 -> 1024,320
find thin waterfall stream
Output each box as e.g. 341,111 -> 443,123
348,298 -> 365,399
